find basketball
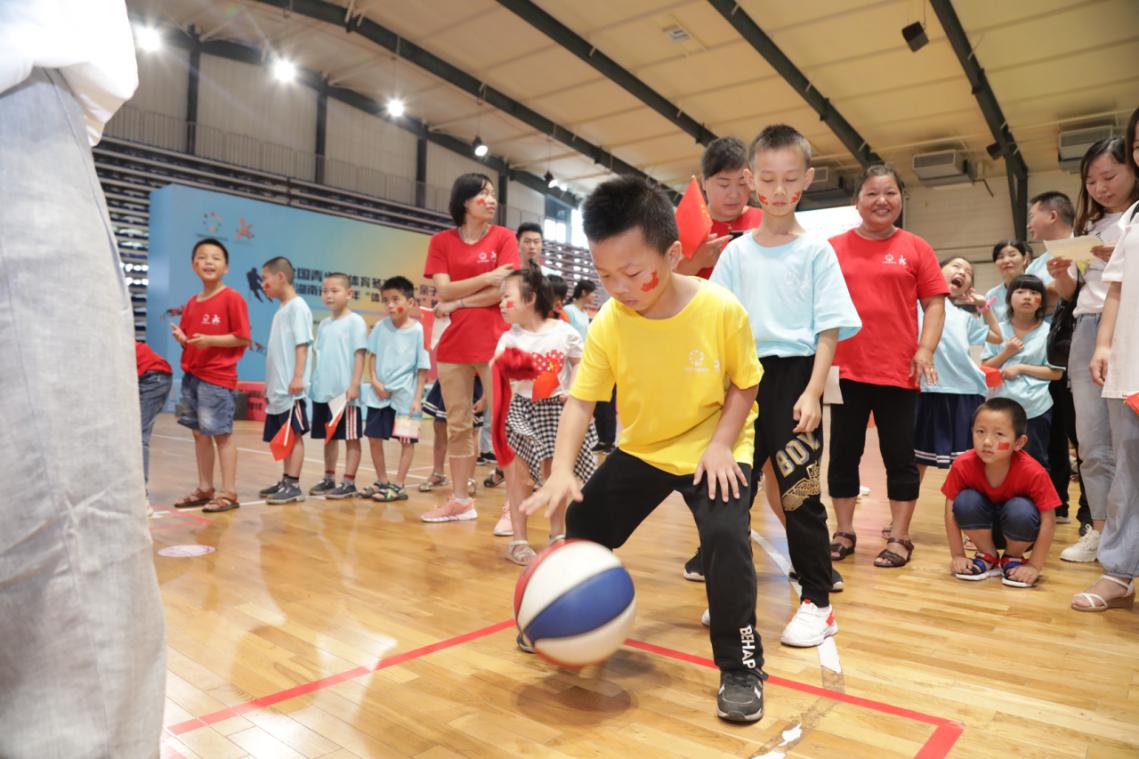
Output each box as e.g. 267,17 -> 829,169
513,540 -> 637,668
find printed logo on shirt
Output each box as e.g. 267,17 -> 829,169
200,314 -> 222,326
686,349 -> 708,372
883,253 -> 908,266
476,251 -> 499,264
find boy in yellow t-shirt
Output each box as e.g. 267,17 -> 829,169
522,177 -> 765,724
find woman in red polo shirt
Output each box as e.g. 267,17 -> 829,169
828,165 -> 948,568
421,173 -> 520,523
675,136 -> 763,279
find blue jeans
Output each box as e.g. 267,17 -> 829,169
138,371 -> 172,484
952,489 -> 1041,548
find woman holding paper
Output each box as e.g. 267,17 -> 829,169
675,136 -> 762,278
1046,137 -> 1138,562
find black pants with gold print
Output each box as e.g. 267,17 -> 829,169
754,356 -> 833,608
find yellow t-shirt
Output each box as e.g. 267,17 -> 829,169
571,279 -> 761,475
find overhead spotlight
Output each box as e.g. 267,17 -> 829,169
544,171 -> 556,188
135,25 -> 163,52
472,136 -> 489,158
985,142 -> 1003,160
901,21 -> 928,52
386,97 -> 405,118
272,58 -> 297,83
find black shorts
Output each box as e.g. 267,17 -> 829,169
310,402 -> 364,440
422,379 -> 484,427
262,400 -> 311,442
365,406 -> 420,442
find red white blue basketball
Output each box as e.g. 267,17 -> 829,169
513,539 -> 637,668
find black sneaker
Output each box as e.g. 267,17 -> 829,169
788,568 -> 844,593
258,480 -> 284,497
309,478 -> 336,496
683,547 -> 705,582
482,451 -> 497,465
267,481 -> 305,504
717,670 -> 764,723
326,481 -> 358,499
516,632 -> 535,654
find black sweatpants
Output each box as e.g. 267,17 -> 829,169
828,379 -> 920,502
566,449 -> 761,674
1047,376 -> 1088,521
754,357 -> 833,608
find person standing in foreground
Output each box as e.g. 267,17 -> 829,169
0,3 -> 166,756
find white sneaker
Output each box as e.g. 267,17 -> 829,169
1060,528 -> 1100,563
780,600 -> 838,647
493,502 -> 514,537
700,608 -> 710,627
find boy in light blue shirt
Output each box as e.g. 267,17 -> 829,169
258,256 -> 314,504
308,273 -> 368,499
708,124 -> 861,648
362,276 -> 431,502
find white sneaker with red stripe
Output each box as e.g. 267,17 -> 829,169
780,600 -> 838,647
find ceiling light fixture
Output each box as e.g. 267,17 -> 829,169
135,25 -> 163,52
386,97 -> 405,118
272,58 -> 297,83
473,136 -> 489,158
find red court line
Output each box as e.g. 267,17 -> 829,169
166,619 -> 515,735
154,506 -> 212,526
626,638 -> 964,759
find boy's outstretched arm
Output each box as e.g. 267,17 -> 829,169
695,381 -> 757,502
521,395 -> 596,517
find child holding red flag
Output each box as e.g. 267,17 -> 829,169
494,268 -> 597,565
307,273 -> 368,499
258,256 -> 314,504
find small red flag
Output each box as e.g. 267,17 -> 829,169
1126,393 -> 1139,416
982,366 -> 1003,389
269,406 -> 297,461
675,176 -> 712,259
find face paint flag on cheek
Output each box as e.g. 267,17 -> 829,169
998,442 -> 1011,451
640,271 -> 660,293
757,194 -> 768,205
791,192 -> 801,204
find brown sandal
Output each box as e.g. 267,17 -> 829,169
875,537 -> 914,568
829,531 -> 857,561
202,492 -> 240,513
175,488 -> 214,509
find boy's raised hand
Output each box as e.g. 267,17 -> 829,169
522,469 -> 582,518
694,441 -> 748,503
792,391 -> 822,433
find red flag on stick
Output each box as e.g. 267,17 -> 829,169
982,366 -> 1004,389
269,405 -> 297,461
675,176 -> 712,259
1126,393 -> 1139,416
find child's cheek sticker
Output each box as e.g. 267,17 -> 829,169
394,306 -> 404,314
791,192 -> 801,204
998,442 -> 1011,451
640,271 -> 660,293
504,300 -> 515,309
757,194 -> 768,205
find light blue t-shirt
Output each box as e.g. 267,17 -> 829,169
711,232 -> 861,357
920,302 -> 990,396
364,319 -> 431,414
265,296 -> 314,414
985,282 -> 1010,323
1026,253 -> 1054,286
564,303 -> 590,341
309,312 -> 368,405
985,320 -> 1057,419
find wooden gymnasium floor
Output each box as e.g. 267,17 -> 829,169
145,413 -> 1139,759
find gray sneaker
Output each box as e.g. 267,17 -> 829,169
326,481 -> 358,500
717,670 -> 764,723
267,481 -> 305,504
258,480 -> 284,497
309,478 -> 336,496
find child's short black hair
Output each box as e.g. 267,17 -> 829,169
571,279 -> 597,300
448,173 -> 494,227
973,397 -> 1028,438
323,271 -> 351,289
547,274 -> 568,302
380,275 -> 415,299
1005,273 -> 1047,322
748,124 -> 812,168
262,256 -> 295,284
516,222 -> 543,241
192,237 -> 229,264
506,267 -> 554,320
701,136 -> 749,179
582,176 -> 677,255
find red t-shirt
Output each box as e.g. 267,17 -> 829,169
941,450 -> 1061,511
698,206 -> 764,279
829,228 -> 948,389
179,287 -> 251,389
424,225 -> 521,363
135,342 -> 172,377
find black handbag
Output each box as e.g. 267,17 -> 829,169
1047,270 -> 1083,368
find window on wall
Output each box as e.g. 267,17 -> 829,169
543,218 -> 567,244
570,208 -> 586,249
544,194 -> 573,245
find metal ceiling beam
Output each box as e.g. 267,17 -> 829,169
929,0 -> 1030,239
495,0 -> 716,147
707,0 -> 882,168
251,0 -> 680,201
149,23 -> 579,206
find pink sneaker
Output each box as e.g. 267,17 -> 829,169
421,496 -> 478,523
493,502 -> 514,536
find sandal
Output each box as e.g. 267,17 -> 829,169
175,488 -> 214,509
506,540 -> 537,566
999,555 -> 1037,588
374,484 -> 409,502
829,531 -> 857,561
881,524 -> 893,540
954,552 -> 999,581
1071,574 -> 1136,612
202,492 -> 240,513
874,537 -> 914,568
549,533 -> 566,545
418,472 -> 448,492
484,467 -> 505,488
360,481 -> 391,498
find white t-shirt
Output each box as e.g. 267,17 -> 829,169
495,320 -> 583,400
1101,201 -> 1139,399
1073,211 -> 1125,316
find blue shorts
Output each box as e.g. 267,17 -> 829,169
311,402 -> 364,440
177,373 -> 236,436
365,406 -> 420,442
262,400 -> 311,442
914,392 -> 983,468
422,379 -> 484,427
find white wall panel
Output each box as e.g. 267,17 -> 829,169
324,99 -> 418,204
129,47 -> 189,121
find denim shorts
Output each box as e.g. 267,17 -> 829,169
177,373 -> 236,436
